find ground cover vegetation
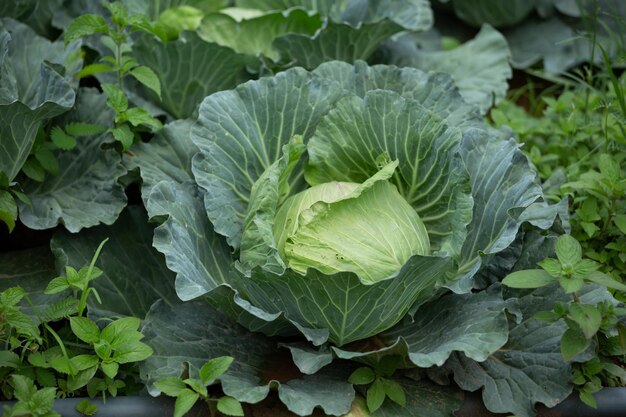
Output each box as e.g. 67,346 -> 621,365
0,0 -> 624,416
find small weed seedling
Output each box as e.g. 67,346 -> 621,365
348,356 -> 406,413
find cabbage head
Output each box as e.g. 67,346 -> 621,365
149,61 -> 558,347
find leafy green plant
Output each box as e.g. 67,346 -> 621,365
503,234 -> 626,407
64,1 -> 163,150
155,356 -> 243,417
2,375 -> 59,417
348,358 -> 405,413
0,238 -> 152,407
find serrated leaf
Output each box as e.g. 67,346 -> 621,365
349,367 -> 376,385
367,379 -> 385,412
111,124 -> 134,150
199,356 -> 234,385
556,235 -> 582,267
100,362 -> 119,379
217,396 -> 244,416
174,389 -> 199,417
122,107 -> 161,130
561,327 -> 590,361
502,269 -> 556,288
0,190 -> 17,232
101,83 -> 128,113
130,66 -> 161,99
183,378 -> 207,397
75,399 -> 98,416
50,126 -> 77,150
64,14 -> 109,45
70,317 -> 100,344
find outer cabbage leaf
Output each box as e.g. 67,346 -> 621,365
18,89 -> 127,232
191,66 -> 345,249
50,207 -> 179,321
332,285 -> 508,369
141,299 -> 355,416
305,90 -> 472,258
0,246 -> 62,322
0,20 -> 76,182
383,25 -> 512,114
311,60 -> 482,130
441,0 -> 535,27
131,32 -> 249,119
197,8 -> 323,61
237,255 -> 454,346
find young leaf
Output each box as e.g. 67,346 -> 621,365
555,235 -> 582,267
538,258 -> 562,276
502,269 -> 556,288
64,122 -> 106,137
183,378 -> 207,397
348,367 -> 376,385
559,276 -> 584,294
381,379 -> 406,406
111,125 -> 134,150
10,375 -> 37,402
561,327 -> 590,361
75,63 -> 115,79
154,377 -> 187,397
70,317 -> 100,344
0,190 -> 17,232
34,148 -> 59,176
174,389 -> 199,417
50,126 -> 77,150
65,14 -> 109,45
76,399 -> 98,416
101,83 -> 128,113
130,66 -> 162,99
366,378 -> 385,413
217,396 -> 245,417
569,304 -> 602,339
100,362 -> 119,379
28,386 -> 57,415
199,356 -> 234,385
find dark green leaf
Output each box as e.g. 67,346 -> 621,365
0,190 -> 17,232
67,365 -> 98,391
122,107 -> 162,130
381,378 -> 406,406
22,158 -> 45,182
34,148 -> 59,176
111,124 -> 134,150
64,122 -> 106,137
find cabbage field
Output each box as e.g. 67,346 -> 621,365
1,1 -> 625,416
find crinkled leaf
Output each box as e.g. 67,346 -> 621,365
191,66 -> 345,249
18,89 -> 127,232
141,300 -> 354,415
306,89 -> 472,258
0,20 -> 76,182
447,287 -> 573,417
131,32 -> 249,119
51,206 -> 179,320
384,25 -> 511,113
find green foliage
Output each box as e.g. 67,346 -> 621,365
65,1 -> 163,151
347,358 -> 406,413
491,73 -> 626,286
155,356 -> 243,417
0,239 -> 152,407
